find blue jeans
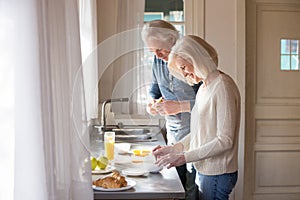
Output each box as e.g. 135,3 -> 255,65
196,171 -> 238,200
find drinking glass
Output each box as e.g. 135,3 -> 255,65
104,132 -> 115,161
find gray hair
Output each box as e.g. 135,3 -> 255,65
168,35 -> 218,85
141,20 -> 180,46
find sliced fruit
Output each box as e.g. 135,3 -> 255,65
156,97 -> 163,103
133,149 -> 151,157
132,149 -> 141,156
90,157 -> 98,170
98,156 -> 108,170
141,149 -> 151,156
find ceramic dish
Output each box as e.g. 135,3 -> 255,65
92,179 -> 136,192
122,169 -> 149,177
147,164 -> 163,173
92,166 -> 116,174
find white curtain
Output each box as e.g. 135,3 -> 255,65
79,0 -> 99,121
97,0 -> 146,120
1,0 -> 93,199
114,0 -> 148,115
0,1 -> 16,200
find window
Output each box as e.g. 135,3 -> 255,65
143,0 -> 185,64
144,0 -> 184,34
135,0 -> 185,113
144,12 -> 164,22
280,39 -> 300,70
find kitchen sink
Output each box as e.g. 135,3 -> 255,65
107,127 -> 153,141
98,98 -> 159,142
95,125 -> 158,142
111,128 -> 150,135
94,97 -> 159,142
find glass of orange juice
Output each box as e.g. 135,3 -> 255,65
104,132 -> 115,161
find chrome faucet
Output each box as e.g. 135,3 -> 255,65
101,98 -> 129,128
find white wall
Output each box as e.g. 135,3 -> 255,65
193,0 -> 246,199
205,0 -> 237,77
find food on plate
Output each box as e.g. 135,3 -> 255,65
141,149 -> 151,156
98,156 -> 108,170
90,157 -> 98,170
93,171 -> 127,189
131,149 -> 151,163
90,156 -> 109,170
132,159 -> 144,163
132,149 -> 151,157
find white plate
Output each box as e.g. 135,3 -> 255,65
122,169 -> 149,177
92,166 -> 116,174
92,179 -> 136,192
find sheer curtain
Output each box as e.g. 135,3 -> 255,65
2,0 -> 92,199
79,0 -> 98,121
114,0 -> 149,115
97,0 -> 146,119
0,1 -> 16,200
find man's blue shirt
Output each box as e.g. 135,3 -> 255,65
149,56 -> 201,144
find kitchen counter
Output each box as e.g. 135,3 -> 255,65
92,132 -> 185,200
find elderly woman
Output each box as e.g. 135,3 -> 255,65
141,20 -> 200,200
153,35 -> 241,200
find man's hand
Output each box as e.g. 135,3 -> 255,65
146,102 -> 159,115
146,97 -> 163,116
152,100 -> 190,115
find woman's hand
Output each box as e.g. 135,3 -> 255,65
155,152 -> 186,169
152,143 -> 184,160
152,145 -> 162,153
153,145 -> 174,158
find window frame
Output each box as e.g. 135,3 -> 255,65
280,38 -> 300,71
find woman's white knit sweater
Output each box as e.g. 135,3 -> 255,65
180,70 -> 241,175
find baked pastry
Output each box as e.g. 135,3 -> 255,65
93,171 -> 127,189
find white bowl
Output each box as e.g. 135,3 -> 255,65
147,164 -> 163,173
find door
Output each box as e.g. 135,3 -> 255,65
246,1 -> 300,199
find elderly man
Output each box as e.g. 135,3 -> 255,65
141,20 -> 201,200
